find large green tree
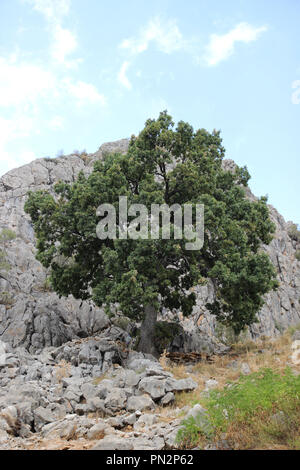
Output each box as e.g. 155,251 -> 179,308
25,112 -> 278,355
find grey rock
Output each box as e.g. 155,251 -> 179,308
240,362 -> 251,375
204,379 -> 218,391
75,404 -> 87,416
61,377 -> 86,389
165,377 -> 197,392
145,367 -> 172,378
185,404 -> 213,437
92,437 -> 134,450
127,395 -> 155,412
104,388 -> 127,412
164,427 -> 181,449
134,413 -> 157,430
0,429 -> 9,443
160,392 -> 175,406
138,377 -> 166,400
87,421 -> 114,439
106,416 -> 125,429
133,435 -> 165,450
33,406 -> 57,431
59,422 -> 77,440
85,397 -> 107,414
123,412 -> 137,426
292,330 -> 300,341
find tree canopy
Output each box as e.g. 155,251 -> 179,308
25,111 -> 278,354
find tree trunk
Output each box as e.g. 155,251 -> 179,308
137,304 -> 159,357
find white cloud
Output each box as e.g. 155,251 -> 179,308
120,17 -> 186,56
0,54 -> 106,109
49,115 -> 65,130
0,56 -> 56,107
118,61 -> 132,90
0,51 -> 105,176
25,0 -> 80,68
0,114 -> 37,174
62,79 -> 106,106
118,17 -> 186,91
25,0 -> 71,23
51,25 -> 78,66
203,22 -> 268,66
291,80 -> 300,105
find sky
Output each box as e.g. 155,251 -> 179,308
0,0 -> 299,223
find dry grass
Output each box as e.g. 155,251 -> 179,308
92,373 -> 108,385
173,331 -> 299,404
169,329 -> 300,450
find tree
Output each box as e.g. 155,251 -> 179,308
24,112 -> 278,356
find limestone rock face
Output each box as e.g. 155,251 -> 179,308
0,140 -> 299,352
0,143 -> 122,352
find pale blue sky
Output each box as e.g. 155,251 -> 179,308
0,0 -> 299,223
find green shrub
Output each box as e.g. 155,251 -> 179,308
176,417 -> 205,448
0,228 -> 16,244
112,315 -> 131,331
288,224 -> 300,242
177,368 -> 300,449
34,277 -> 53,292
153,321 -> 183,354
0,291 -> 14,305
296,250 -> 300,261
205,368 -> 300,430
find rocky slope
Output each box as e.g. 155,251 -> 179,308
0,139 -> 299,354
0,332 -> 200,449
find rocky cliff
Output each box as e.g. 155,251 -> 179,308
0,140 -> 299,353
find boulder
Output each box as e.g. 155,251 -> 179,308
104,388 -> 127,412
138,377 -> 166,400
92,437 -> 134,450
127,395 -> 155,412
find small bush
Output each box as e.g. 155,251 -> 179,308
205,368 -> 300,429
33,277 -> 53,293
72,149 -> 90,163
112,315 -> 131,331
288,224 -> 300,242
154,321 -> 183,354
296,250 -> 300,261
176,416 -> 205,448
0,228 -> 16,244
177,368 -> 300,449
0,291 -> 14,306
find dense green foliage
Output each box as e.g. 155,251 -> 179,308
177,368 -> 300,449
288,223 -> 300,243
25,112 -> 278,335
205,368 -> 300,429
